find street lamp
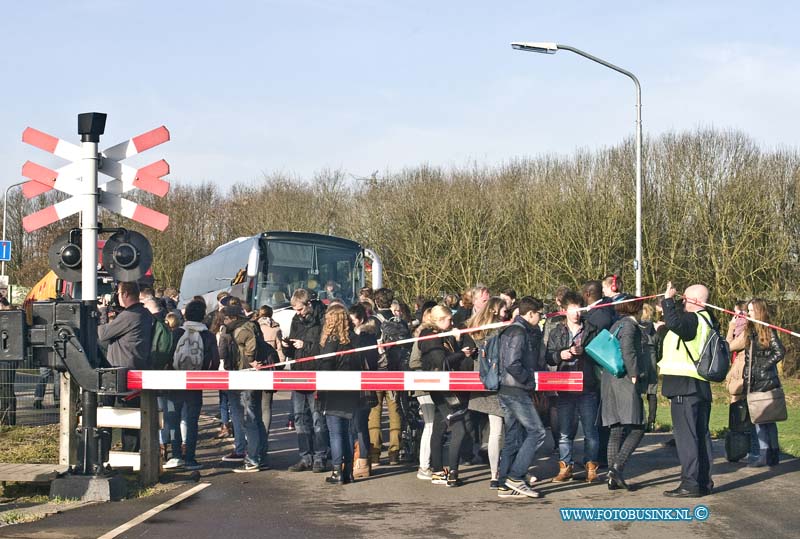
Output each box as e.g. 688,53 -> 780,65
511,41 -> 644,296
2,181 -> 26,279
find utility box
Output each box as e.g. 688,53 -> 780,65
0,309 -> 26,362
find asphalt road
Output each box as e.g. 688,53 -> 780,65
6,392 -> 800,538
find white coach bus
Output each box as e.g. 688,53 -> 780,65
178,231 -> 382,333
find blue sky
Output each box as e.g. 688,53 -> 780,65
1,0 -> 798,195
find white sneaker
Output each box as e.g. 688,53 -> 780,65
164,458 -> 185,469
417,468 -> 433,480
505,478 -> 541,498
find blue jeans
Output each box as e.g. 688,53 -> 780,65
229,390 -> 267,465
292,391 -> 330,465
164,391 -> 202,462
498,392 -> 547,482
557,392 -> 600,464
158,395 -> 172,445
755,422 -> 779,451
326,414 -> 354,472
34,367 -> 60,402
219,390 -> 231,425
351,407 -> 371,459
226,390 -> 246,454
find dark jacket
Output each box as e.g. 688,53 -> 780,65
356,318 -> 380,371
283,300 -> 326,369
660,298 -> 713,400
317,332 -> 362,419
499,316 -> 543,396
418,327 -> 467,372
170,326 -> 220,371
601,316 -> 645,426
97,302 -> 154,369
581,301 -> 614,348
418,326 -> 470,409
744,329 -> 784,394
546,321 -> 598,393
452,307 -> 472,329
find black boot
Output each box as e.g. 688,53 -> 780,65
325,470 -> 342,484
342,465 -> 354,484
768,448 -> 780,467
608,465 -> 635,491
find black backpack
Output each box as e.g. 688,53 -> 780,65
682,312 -> 730,383
375,313 -> 412,371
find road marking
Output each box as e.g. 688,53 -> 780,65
97,482 -> 210,539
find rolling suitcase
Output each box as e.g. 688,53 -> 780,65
725,400 -> 751,462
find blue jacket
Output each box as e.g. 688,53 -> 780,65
499,316 -> 544,396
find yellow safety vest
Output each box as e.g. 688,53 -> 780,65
657,311 -> 710,381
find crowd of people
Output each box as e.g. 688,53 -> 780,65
90,275 -> 787,499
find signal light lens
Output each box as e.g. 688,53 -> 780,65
60,244 -> 82,268
112,243 -> 138,269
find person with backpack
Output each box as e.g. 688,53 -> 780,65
222,304 -> 269,472
163,300 -> 219,470
546,291 -> 601,484
464,297 -> 506,489
496,296 -> 547,500
601,296 -> 647,491
283,288 -> 331,473
658,282 -> 715,498
367,288 -> 408,466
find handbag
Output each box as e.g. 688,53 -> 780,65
585,326 -> 625,378
747,388 -> 787,424
746,341 -> 788,424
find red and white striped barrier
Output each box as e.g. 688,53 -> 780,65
127,370 -> 583,392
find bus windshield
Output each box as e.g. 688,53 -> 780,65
254,240 -> 360,308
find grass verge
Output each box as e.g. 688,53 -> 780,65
655,378 -> 800,456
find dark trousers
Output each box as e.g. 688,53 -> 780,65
670,395 -> 713,492
430,401 -> 467,472
102,395 -> 140,452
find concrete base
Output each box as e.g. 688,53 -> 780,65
50,474 -> 128,502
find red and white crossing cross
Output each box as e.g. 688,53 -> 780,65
21,126 -> 171,232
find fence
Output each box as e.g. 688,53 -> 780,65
0,361 -> 63,428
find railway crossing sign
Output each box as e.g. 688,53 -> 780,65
21,119 -> 171,232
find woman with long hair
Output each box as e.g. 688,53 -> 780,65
419,305 -> 472,487
348,303 -> 378,478
465,297 -> 506,488
728,298 -> 785,467
317,303 -> 362,484
412,306 -> 437,480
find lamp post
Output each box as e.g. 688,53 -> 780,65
2,181 -> 26,279
511,42 -> 643,296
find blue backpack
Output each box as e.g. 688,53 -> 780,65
478,323 -> 520,391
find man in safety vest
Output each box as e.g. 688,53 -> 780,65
658,281 -> 714,498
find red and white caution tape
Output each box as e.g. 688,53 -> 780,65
126,370 -> 583,392
268,293 -> 666,370
263,320 -> 512,370
684,298 -> 800,339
